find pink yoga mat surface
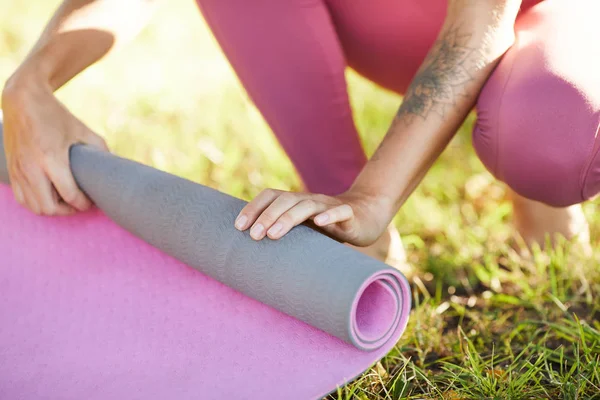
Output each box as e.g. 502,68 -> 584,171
0,185 -> 409,399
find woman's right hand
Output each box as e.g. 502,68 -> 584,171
1,74 -> 109,216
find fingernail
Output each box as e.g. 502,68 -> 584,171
315,214 -> 329,225
268,222 -> 283,237
250,223 -> 264,239
235,215 -> 248,230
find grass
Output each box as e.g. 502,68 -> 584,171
1,1 -> 599,399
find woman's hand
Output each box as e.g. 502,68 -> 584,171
1,74 -> 108,216
0,0 -> 161,216
234,188 -> 393,247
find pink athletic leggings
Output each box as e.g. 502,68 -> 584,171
195,0 -> 600,207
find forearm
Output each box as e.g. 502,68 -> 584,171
351,0 -> 521,219
5,0 -> 157,92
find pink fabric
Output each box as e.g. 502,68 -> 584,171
474,0 -> 600,206
0,186 -> 406,399
197,0 -> 600,206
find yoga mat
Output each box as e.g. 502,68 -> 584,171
0,118 -> 411,399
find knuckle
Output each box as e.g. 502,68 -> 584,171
346,205 -> 356,215
261,188 -> 275,197
278,192 -> 295,202
324,209 -> 337,220
1,81 -> 24,105
61,189 -> 79,204
240,204 -> 253,214
42,204 -> 58,216
240,206 -> 257,218
12,158 -> 27,173
345,231 -> 359,243
260,210 -> 278,223
15,162 -> 30,176
302,199 -> 317,209
277,214 -> 294,226
19,169 -> 34,182
38,156 -> 53,170
315,194 -> 331,203
40,146 -> 53,157
96,138 -> 108,150
337,204 -> 354,215
41,152 -> 53,161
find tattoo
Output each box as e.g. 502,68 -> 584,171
396,24 -> 484,124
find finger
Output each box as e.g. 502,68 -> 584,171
9,166 -> 40,214
44,157 -> 92,212
19,180 -> 41,215
318,210 -> 360,245
7,160 -> 25,205
51,186 -> 78,216
11,180 -> 25,206
266,199 -> 330,240
84,132 -> 109,151
314,204 -> 354,226
250,192 -> 308,240
235,188 -> 281,231
23,166 -> 70,216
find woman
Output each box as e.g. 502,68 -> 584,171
2,0 -> 596,264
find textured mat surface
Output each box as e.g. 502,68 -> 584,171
0,120 -> 411,399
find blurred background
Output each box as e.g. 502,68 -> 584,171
1,1 -> 598,398
1,0 -> 598,312
0,0 -> 523,263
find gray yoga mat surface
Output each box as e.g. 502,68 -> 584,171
0,118 -> 410,351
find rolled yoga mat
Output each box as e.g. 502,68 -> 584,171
0,118 -> 411,399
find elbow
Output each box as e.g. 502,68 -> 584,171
446,0 -> 520,60
484,24 -> 517,61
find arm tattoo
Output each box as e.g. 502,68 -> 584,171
397,24 -> 485,125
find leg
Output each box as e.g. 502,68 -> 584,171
194,0 -> 408,266
510,189 -> 590,250
324,0 -> 446,94
473,0 -> 600,246
195,0 -> 365,196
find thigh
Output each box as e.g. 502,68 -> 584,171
195,0 -> 366,195
474,0 -> 600,206
324,0 -> 546,95
325,0 -> 447,94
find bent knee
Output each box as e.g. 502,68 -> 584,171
473,0 -> 600,207
474,69 -> 600,208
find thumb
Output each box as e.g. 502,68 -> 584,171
320,222 -> 359,245
330,216 -> 367,245
82,130 -> 109,152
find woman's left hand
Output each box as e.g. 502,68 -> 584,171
234,188 -> 392,247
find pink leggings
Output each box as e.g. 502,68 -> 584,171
196,0 -> 600,207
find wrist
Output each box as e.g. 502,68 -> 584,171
3,64 -> 53,105
6,33 -> 72,94
342,184 -> 398,228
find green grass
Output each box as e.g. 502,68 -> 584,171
2,1 -> 599,399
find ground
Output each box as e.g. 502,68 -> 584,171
1,1 -> 598,399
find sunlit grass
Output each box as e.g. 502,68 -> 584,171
1,1 -> 598,398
